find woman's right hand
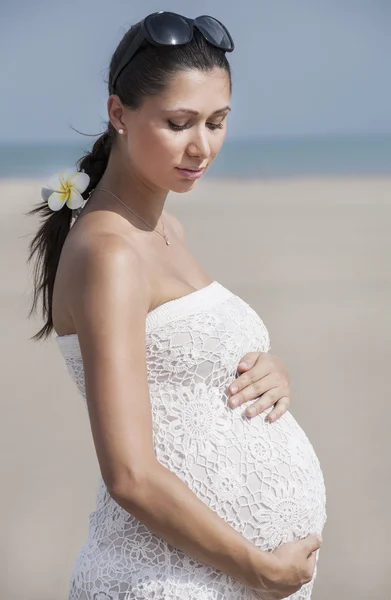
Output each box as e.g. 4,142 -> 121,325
254,534 -> 323,599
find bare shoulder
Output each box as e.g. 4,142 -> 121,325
68,231 -> 151,336
165,211 -> 186,243
73,230 -> 141,271
70,231 -> 144,288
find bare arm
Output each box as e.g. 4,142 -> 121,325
69,233 -> 274,591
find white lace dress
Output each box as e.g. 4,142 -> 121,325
56,281 -> 327,600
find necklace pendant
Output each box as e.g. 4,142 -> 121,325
165,237 -> 171,246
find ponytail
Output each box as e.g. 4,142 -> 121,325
27,122 -> 115,341
76,123 -> 115,196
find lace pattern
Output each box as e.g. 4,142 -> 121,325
56,282 -> 327,599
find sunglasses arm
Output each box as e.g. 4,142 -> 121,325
111,25 -> 148,92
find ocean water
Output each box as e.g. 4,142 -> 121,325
0,134 -> 390,179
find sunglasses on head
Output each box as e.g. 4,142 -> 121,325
111,11 -> 235,92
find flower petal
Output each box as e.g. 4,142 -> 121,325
46,172 -> 64,192
68,171 -> 90,193
61,167 -> 79,186
48,191 -> 67,211
66,188 -> 84,209
41,186 -> 53,202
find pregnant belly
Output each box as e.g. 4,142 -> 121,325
152,383 -> 327,552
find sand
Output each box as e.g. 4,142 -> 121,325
1,176 -> 390,600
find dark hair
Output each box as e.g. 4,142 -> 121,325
27,19 -> 232,342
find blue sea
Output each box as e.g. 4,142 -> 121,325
1,134 -> 390,178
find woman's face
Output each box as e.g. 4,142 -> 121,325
112,67 -> 231,193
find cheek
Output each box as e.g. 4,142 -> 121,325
126,135 -> 162,179
158,129 -> 188,158
210,130 -> 227,159
134,128 -> 181,165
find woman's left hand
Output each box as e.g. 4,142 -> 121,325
228,352 -> 291,422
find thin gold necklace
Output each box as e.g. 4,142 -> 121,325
95,187 -> 171,246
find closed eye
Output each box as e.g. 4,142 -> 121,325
168,121 -> 225,132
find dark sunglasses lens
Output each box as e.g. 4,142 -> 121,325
148,13 -> 192,45
195,16 -> 233,50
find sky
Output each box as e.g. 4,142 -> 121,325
1,0 -> 390,142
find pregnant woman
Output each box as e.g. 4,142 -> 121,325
28,12 -> 326,599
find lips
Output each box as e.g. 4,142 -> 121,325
177,167 -> 204,172
175,167 -> 206,180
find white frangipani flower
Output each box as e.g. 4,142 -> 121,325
41,167 -> 90,212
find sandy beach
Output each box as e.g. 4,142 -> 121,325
1,175 -> 390,600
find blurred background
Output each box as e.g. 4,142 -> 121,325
1,1 -> 390,599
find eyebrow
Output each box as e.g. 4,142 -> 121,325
163,106 -> 231,116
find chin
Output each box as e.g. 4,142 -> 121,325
169,179 -> 198,194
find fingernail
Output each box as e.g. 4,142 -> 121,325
230,399 -> 237,408
230,385 -> 238,394
239,362 -> 248,368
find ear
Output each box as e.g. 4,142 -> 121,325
107,95 -> 126,133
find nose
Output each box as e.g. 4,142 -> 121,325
186,126 -> 210,160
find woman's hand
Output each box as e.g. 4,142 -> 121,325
228,352 -> 291,421
253,534 -> 323,599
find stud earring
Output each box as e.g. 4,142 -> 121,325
118,128 -> 124,135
